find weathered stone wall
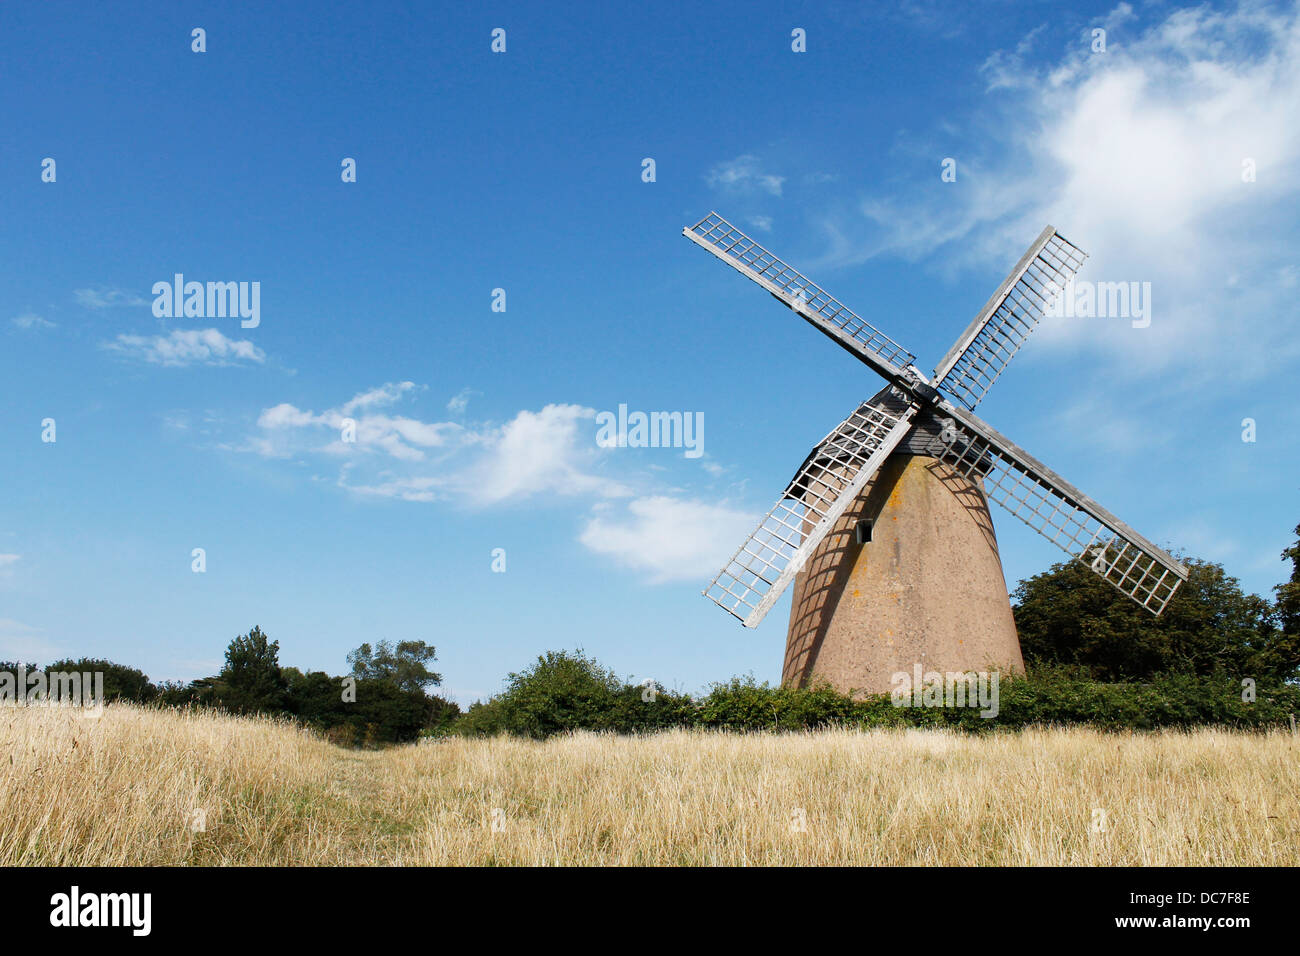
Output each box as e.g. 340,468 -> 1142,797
783,454 -> 1023,696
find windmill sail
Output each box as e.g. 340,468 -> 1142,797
683,212 -> 916,382
927,405 -> 1188,614
687,211 -> 1179,628
932,227 -> 1087,410
704,402 -> 917,627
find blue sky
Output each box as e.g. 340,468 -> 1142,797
2,0 -> 1298,704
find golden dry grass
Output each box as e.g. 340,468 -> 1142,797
2,703 -> 1296,866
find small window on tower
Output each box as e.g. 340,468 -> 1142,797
855,519 -> 872,544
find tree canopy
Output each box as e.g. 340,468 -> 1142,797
45,658 -> 156,702
1274,522 -> 1300,638
346,640 -> 442,694
219,625 -> 289,714
1013,555 -> 1296,683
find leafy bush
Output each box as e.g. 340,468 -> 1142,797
453,654 -> 1300,738
983,665 -> 1300,730
456,649 -> 695,739
696,677 -> 861,731
423,694 -> 462,736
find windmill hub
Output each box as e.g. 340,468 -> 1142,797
901,377 -> 942,407
685,212 -> 1188,697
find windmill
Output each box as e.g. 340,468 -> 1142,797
684,212 -> 1187,695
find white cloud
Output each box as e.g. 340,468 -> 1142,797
343,475 -> 443,503
341,381 -> 418,415
457,404 -> 629,506
340,476 -> 441,504
255,385 -> 464,463
11,313 -> 54,330
0,554 -> 19,570
749,215 -> 774,232
106,328 -> 265,367
357,415 -> 462,461
706,154 -> 786,196
825,1 -> 1300,382
74,288 -> 148,309
981,19 -> 1066,91
246,388 -> 750,584
447,387 -> 476,415
248,390 -> 624,505
579,496 -> 756,583
258,403 -> 319,429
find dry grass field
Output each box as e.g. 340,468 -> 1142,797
2,703 -> 1296,866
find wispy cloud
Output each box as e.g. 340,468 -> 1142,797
458,404 -> 631,506
381,406 -> 621,503
341,474 -> 445,503
341,381 -> 420,415
815,1 -> 1300,383
74,287 -> 148,309
105,328 -> 266,367
706,154 -> 786,197
1163,516 -> 1243,566
250,386 -> 633,507
1052,394 -> 1161,457
579,496 -> 756,583
242,385 -> 749,581
256,381 -> 464,464
11,313 -> 55,331
981,20 -> 1056,91
447,387 -> 476,415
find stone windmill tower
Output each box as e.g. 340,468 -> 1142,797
684,213 -> 1186,696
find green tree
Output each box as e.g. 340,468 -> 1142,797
43,658 -> 156,702
156,677 -> 223,707
1013,557 -> 1290,682
283,668 -> 347,727
346,640 -> 442,694
424,695 -> 462,735
0,661 -> 40,677
219,625 -> 288,714
1269,522 -> 1300,679
282,667 -> 443,745
350,678 -> 433,744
